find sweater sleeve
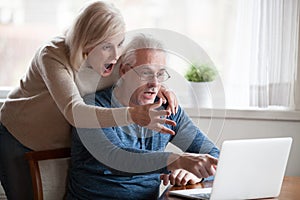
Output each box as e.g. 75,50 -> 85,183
170,106 -> 219,158
35,47 -> 130,128
169,106 -> 220,181
74,126 -> 171,175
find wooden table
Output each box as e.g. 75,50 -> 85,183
161,176 -> 300,200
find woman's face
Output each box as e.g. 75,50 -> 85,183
86,33 -> 125,77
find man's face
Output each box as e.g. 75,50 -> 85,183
120,49 -> 167,105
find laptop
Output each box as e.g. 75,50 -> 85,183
169,137 -> 292,200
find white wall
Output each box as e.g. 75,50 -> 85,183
185,108 -> 300,176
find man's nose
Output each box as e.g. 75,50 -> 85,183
147,76 -> 160,86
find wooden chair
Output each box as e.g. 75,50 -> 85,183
24,148 -> 71,200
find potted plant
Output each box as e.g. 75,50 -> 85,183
185,63 -> 217,82
185,63 -> 217,107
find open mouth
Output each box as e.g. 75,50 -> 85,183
144,92 -> 156,96
100,63 -> 115,77
104,63 -> 114,71
143,91 -> 157,99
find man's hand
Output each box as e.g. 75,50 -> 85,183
160,169 -> 202,186
128,98 -> 177,135
167,153 -> 218,178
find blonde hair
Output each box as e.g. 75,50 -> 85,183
65,1 -> 125,70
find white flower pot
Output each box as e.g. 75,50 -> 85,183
188,81 -> 213,108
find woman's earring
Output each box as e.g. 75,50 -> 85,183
83,52 -> 88,59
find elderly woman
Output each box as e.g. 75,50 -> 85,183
0,1 -> 177,199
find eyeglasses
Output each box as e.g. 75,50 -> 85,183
130,66 -> 171,82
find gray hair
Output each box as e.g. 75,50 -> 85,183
118,34 -> 166,66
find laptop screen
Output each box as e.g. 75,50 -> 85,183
169,137 -> 292,200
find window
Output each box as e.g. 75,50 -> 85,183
225,0 -> 299,109
0,0 -> 299,110
0,0 -> 78,87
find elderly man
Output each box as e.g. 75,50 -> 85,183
67,34 -> 219,200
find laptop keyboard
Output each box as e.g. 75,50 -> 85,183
190,193 -> 211,199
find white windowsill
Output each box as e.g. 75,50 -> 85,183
0,87 -> 12,104
184,107 -> 300,122
0,87 -> 12,98
0,100 -> 299,121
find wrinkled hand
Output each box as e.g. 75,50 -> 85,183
167,153 -> 218,178
157,86 -> 178,115
160,169 -> 202,186
128,98 -> 177,135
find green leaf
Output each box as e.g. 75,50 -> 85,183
185,63 -> 217,82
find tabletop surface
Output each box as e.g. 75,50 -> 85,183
161,176 -> 300,200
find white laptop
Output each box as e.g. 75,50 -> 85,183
169,137 -> 292,200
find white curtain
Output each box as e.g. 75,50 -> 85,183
226,0 -> 299,109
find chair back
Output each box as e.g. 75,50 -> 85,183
25,148 -> 71,200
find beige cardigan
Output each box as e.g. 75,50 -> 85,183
0,36 -> 130,151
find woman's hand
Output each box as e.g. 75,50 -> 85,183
167,153 -> 218,179
160,169 -> 202,186
128,98 -> 177,135
157,85 -> 178,115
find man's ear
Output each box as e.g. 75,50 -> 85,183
119,63 -> 131,76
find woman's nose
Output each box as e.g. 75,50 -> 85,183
110,47 -> 121,62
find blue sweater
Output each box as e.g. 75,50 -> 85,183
67,87 -> 219,200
